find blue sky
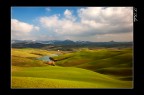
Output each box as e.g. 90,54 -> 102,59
11,7 -> 133,42
11,7 -> 81,24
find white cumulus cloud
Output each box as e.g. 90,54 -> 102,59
64,9 -> 72,16
39,7 -> 133,41
11,19 -> 39,40
64,9 -> 76,21
11,19 -> 39,32
11,7 -> 133,42
78,7 -> 133,35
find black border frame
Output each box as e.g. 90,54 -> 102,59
1,0 -> 142,95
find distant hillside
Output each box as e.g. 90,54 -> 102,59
11,40 -> 133,50
53,48 -> 133,80
11,48 -> 133,88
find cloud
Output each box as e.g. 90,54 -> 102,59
93,32 -> 133,42
11,19 -> 39,40
64,9 -> 72,16
39,15 -> 84,36
11,19 -> 39,32
40,7 -> 133,38
12,7 -> 133,42
78,7 -> 133,35
78,7 -> 133,24
64,9 -> 76,21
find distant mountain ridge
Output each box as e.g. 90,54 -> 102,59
11,40 -> 132,44
11,40 -> 133,49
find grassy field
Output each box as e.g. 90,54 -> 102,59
53,48 -> 133,80
12,66 -> 132,88
11,48 -> 133,88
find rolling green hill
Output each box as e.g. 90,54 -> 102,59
12,66 -> 132,88
53,48 -> 133,80
11,48 -> 133,88
11,48 -> 57,67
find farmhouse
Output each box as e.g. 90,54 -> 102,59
48,57 -> 55,66
47,60 -> 55,66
